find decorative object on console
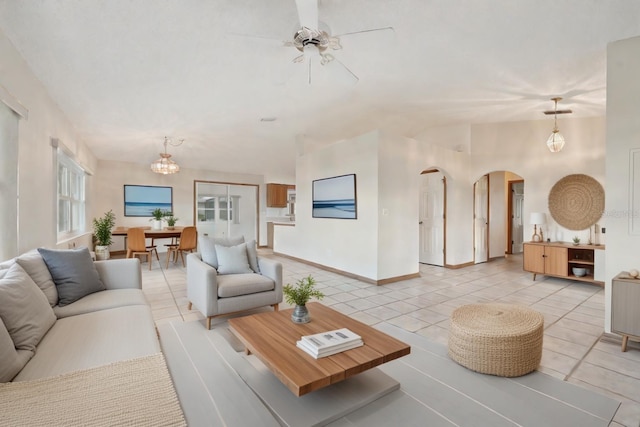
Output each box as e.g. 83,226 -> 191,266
572,267 -> 587,277
150,136 -> 184,175
92,210 -> 116,260
283,275 -> 324,323
572,236 -> 580,246
548,174 -> 604,230
529,212 -> 546,242
543,97 -> 572,152
630,269 -> 639,279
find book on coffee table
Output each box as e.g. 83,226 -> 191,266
296,328 -> 363,359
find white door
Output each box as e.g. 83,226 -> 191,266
474,175 -> 489,264
195,181 -> 258,241
419,171 -> 445,266
511,182 -> 524,254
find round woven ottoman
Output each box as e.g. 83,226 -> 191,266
448,303 -> 544,377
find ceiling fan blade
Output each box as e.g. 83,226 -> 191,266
334,26 -> 395,38
295,0 -> 318,29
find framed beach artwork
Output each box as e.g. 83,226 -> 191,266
124,185 -> 173,217
312,174 -> 357,219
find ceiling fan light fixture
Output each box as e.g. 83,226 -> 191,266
151,136 -> 183,175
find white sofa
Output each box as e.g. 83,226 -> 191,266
0,248 -> 159,382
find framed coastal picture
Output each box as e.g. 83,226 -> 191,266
312,174 -> 357,219
124,185 -> 173,217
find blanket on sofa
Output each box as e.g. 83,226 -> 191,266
0,353 -> 186,427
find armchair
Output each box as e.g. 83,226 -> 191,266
186,253 -> 283,329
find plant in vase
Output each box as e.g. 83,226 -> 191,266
92,210 -> 116,260
572,236 -> 581,246
283,275 -> 324,323
165,214 -> 179,230
150,208 -> 165,230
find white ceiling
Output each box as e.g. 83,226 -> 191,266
1,0 -> 640,179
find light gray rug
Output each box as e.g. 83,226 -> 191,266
159,319 -> 621,427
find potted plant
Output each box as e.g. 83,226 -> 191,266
572,236 -> 581,246
92,210 -> 116,260
283,275 -> 324,323
150,208 -> 165,230
165,213 -> 179,230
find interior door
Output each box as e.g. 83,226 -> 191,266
474,175 -> 489,264
511,181 -> 524,254
419,171 -> 445,266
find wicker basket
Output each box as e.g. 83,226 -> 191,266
448,303 -> 544,377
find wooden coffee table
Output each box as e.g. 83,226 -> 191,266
228,302 -> 411,396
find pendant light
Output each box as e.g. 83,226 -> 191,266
545,97 -> 571,153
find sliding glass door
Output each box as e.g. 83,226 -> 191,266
194,181 -> 258,241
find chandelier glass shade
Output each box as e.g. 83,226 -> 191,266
150,137 -> 182,175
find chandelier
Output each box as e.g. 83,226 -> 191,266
545,97 -> 571,153
150,137 -> 183,175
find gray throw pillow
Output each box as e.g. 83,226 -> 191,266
0,263 -> 56,352
37,247 -> 105,307
215,243 -> 253,275
200,235 -> 245,269
246,239 -> 260,274
0,317 -> 33,382
16,250 -> 58,307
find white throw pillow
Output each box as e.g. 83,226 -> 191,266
0,263 -> 56,352
215,243 -> 253,275
200,235 -> 245,269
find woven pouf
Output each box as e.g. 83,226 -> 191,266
448,303 -> 544,377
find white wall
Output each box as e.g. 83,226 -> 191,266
276,131 -> 382,279
604,35 -> 640,333
94,159 -> 267,251
0,28 -> 98,255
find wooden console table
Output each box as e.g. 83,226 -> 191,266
523,242 -> 605,286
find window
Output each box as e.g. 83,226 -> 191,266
57,150 -> 85,239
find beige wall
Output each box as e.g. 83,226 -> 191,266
0,28 -> 97,255
94,159 -> 267,250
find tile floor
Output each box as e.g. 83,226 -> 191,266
140,251 -> 640,427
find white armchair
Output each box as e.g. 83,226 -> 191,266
186,253 -> 283,329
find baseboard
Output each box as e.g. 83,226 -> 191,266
272,252 -> 420,285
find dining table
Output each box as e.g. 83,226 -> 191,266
111,227 -> 185,251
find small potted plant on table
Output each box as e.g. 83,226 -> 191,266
283,275 -> 324,323
92,210 -> 116,260
150,208 -> 165,230
165,213 -> 179,230
572,236 -> 581,246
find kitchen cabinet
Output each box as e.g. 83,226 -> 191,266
267,184 -> 294,208
523,242 -> 604,286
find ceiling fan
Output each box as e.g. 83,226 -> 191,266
269,0 -> 394,85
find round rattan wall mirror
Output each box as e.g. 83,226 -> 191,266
548,174 -> 604,230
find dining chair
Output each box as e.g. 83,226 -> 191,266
166,226 -> 197,268
126,227 -> 159,270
